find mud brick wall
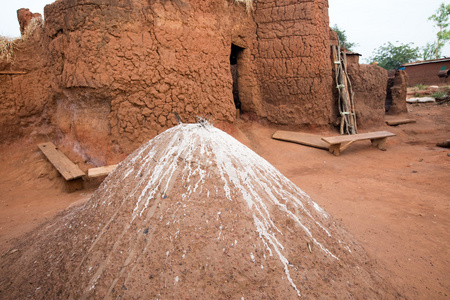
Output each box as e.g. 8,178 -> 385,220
347,63 -> 388,128
42,0 -> 253,161
0,27 -> 55,141
1,0 -> 352,165
252,0 -> 334,126
404,60 -> 450,86
386,70 -> 408,115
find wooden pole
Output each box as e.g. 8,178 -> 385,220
0,71 -> 27,75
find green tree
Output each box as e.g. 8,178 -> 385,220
428,3 -> 450,59
370,42 -> 420,70
332,24 -> 357,51
422,41 -> 439,60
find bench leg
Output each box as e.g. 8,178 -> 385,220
371,137 -> 387,150
328,144 -> 341,156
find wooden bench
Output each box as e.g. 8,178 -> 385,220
272,130 -> 329,150
38,142 -> 85,191
87,165 -> 118,178
321,131 -> 396,156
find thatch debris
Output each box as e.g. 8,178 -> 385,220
0,36 -> 16,63
234,0 -> 253,12
21,16 -> 43,41
0,16 -> 43,64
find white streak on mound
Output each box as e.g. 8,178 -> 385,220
92,123 -> 339,296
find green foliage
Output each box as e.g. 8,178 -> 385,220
430,91 -> 447,99
370,42 -> 420,70
415,83 -> 427,90
422,42 -> 440,60
331,24 -> 357,51
428,3 -> 450,59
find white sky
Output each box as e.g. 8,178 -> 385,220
0,0 -> 55,37
0,0 -> 449,62
329,0 -> 450,62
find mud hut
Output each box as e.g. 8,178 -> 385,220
0,0 -> 387,164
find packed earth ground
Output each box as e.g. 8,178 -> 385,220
0,102 -> 449,299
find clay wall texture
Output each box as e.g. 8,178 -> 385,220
386,70 -> 408,115
346,63 -> 388,128
252,0 -> 333,126
346,54 -> 360,65
43,0 -> 255,162
0,28 -> 55,142
404,60 -> 450,86
0,0 -> 388,164
1,0 -> 256,164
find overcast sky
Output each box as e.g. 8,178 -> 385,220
329,0 -> 450,61
1,0 -> 449,62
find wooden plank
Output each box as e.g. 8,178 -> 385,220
0,71 -> 27,75
88,165 -> 118,178
38,142 -> 85,181
272,130 -> 329,150
385,119 -> 416,126
321,131 -> 396,145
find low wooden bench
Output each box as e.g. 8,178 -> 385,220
87,165 -> 118,178
321,131 -> 396,156
38,142 -> 85,192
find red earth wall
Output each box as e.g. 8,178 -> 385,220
347,62 -> 388,129
43,0 -> 256,163
1,0 -> 256,164
251,0 -> 334,126
328,35 -> 388,129
0,0 -> 387,164
405,60 -> 450,86
0,26 -> 55,143
386,70 -> 408,115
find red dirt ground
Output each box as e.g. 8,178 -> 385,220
1,103 -> 449,298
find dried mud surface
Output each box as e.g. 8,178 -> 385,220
0,103 -> 449,299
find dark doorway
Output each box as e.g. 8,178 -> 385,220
230,44 -> 244,110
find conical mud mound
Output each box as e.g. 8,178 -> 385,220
0,123 -> 395,299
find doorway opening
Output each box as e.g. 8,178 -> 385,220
230,44 -> 244,111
